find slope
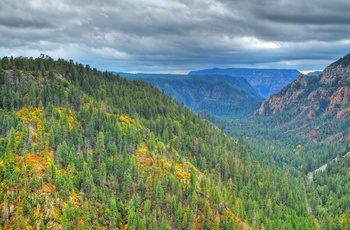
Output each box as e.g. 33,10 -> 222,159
0,56 -> 315,229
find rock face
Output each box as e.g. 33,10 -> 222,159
257,74 -> 308,115
257,53 -> 350,118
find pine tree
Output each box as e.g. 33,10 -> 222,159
94,131 -> 105,165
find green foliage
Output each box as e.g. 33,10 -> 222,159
0,55 -> 317,229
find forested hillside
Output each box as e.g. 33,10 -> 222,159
0,56 -> 316,229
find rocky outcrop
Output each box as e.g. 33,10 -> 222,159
257,53 -> 350,118
257,74 -> 308,115
326,87 -> 350,113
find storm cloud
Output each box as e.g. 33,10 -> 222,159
0,0 -> 349,72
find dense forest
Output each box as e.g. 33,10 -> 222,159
202,110 -> 350,230
224,115 -> 350,228
0,55 -> 323,229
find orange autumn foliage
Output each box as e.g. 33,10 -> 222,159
195,217 -> 201,230
68,116 -> 74,131
42,183 -> 55,192
26,152 -> 49,175
140,157 -> 156,166
176,172 -> 190,179
16,107 -> 44,130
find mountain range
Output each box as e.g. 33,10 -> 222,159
189,68 -> 301,98
119,68 -> 304,118
120,73 -> 263,118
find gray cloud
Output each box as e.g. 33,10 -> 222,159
0,0 -> 349,72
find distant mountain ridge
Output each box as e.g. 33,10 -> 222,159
120,73 -> 262,118
189,68 -> 301,98
306,71 -> 323,76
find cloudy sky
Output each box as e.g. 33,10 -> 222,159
0,0 -> 349,73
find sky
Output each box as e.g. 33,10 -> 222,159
0,0 -> 349,73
